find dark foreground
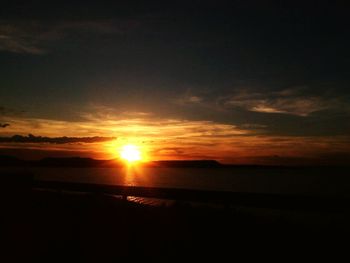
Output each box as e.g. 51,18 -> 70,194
1,174 -> 350,262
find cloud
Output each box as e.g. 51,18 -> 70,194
0,19 -> 135,54
0,134 -> 116,144
0,123 -> 10,128
0,22 -> 47,54
239,123 -> 267,129
186,96 -> 202,103
0,111 -> 349,164
174,95 -> 203,105
0,112 -> 255,160
172,88 -> 207,106
224,87 -> 333,116
171,87 -> 347,118
0,34 -> 45,54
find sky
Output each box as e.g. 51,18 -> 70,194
0,1 -> 350,164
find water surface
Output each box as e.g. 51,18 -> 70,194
2,166 -> 349,197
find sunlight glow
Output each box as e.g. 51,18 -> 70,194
120,144 -> 141,162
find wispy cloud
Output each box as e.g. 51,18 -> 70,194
173,87 -> 212,106
223,87 -> 334,116
0,21 -> 48,54
0,34 -> 45,54
0,110 -> 349,163
171,86 -> 346,117
0,110 -> 254,160
175,95 -> 203,105
0,19 -> 135,54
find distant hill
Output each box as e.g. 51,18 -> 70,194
0,155 -> 120,167
37,157 -> 121,167
0,155 -> 222,168
0,155 -> 27,166
148,160 -> 223,168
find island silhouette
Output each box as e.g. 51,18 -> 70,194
0,155 -> 223,168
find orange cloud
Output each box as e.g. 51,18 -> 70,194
1,113 -> 350,164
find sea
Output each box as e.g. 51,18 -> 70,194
1,166 -> 349,197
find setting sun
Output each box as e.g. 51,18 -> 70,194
120,144 -> 142,163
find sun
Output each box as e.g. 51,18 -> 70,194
120,144 -> 142,163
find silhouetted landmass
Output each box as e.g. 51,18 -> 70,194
149,160 -> 223,167
0,155 -> 223,168
0,155 -> 24,166
0,155 -> 120,167
38,157 -> 120,167
2,155 -> 350,170
0,155 -> 29,166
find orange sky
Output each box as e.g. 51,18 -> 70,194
1,110 -> 350,165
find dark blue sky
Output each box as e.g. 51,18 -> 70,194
1,1 -> 350,163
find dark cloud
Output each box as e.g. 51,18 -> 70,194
177,86 -> 349,117
0,123 -> 10,128
0,134 -> 116,144
222,87 -> 334,116
0,19 -> 136,54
